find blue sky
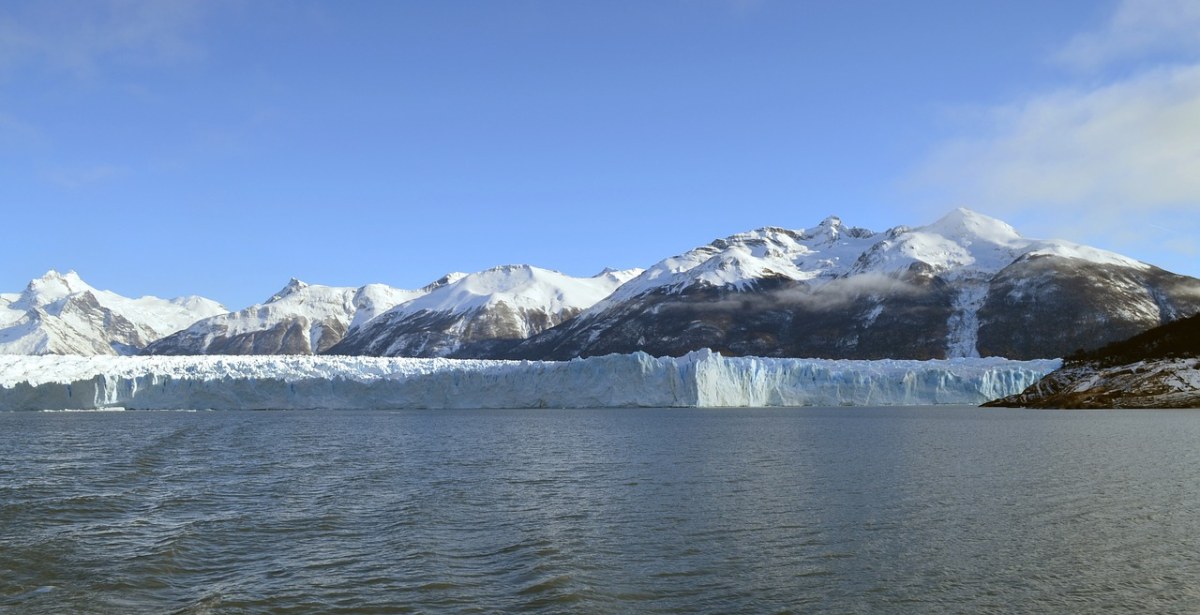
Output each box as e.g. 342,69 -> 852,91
1,0 -> 1197,309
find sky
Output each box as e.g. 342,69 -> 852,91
1,0 -> 1197,309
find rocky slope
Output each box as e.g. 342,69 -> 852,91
505,209 -> 1200,361
984,314 -> 1200,408
327,266 -> 642,358
981,359 -> 1200,408
0,270 -> 226,355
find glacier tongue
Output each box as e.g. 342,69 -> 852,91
0,352 -> 1059,411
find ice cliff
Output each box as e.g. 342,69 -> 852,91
0,351 -> 1059,410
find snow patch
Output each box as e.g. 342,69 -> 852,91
945,282 -> 989,358
861,302 -> 885,328
384,265 -> 642,317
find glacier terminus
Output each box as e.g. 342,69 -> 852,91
0,351 -> 1058,411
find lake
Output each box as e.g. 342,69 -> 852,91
2,407 -> 1199,613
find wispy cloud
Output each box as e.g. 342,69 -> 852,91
0,0 -> 212,78
43,164 -> 128,189
0,1 -> 220,185
0,110 -> 45,148
911,0 -> 1200,267
660,273 -> 923,314
918,64 -> 1200,212
1055,0 -> 1200,71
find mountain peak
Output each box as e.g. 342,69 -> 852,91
924,208 -> 1021,245
4,270 -> 226,355
593,267 -> 644,284
35,269 -> 86,286
19,269 -> 93,307
389,264 -> 632,317
812,216 -> 842,238
423,272 -> 468,293
799,214 -> 875,244
268,278 -> 309,303
485,264 -> 537,275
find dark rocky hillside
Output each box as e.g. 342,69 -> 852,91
976,255 -> 1200,359
984,314 -> 1200,409
506,266 -> 961,361
1063,313 -> 1200,367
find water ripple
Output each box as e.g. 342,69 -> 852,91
4,407 -> 1200,613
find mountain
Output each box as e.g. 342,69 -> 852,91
142,277 -> 439,355
327,265 -> 643,358
505,209 -> 1200,361
0,270 -> 226,355
984,314 -> 1200,408
9,209 -> 1197,361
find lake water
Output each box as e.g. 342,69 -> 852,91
2,407 -> 1200,614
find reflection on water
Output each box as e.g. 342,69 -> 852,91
2,407 -> 1200,613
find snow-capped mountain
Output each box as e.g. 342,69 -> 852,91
328,265 -> 643,358
143,278 -> 436,355
506,209 -> 1200,361
0,270 -> 226,355
10,209 -> 1198,361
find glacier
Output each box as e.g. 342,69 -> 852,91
0,351 -> 1059,411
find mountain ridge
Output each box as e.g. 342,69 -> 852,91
143,278 -> 434,355
327,265 -> 643,358
0,270 -> 227,355
503,209 -> 1199,361
4,209 -> 1198,361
